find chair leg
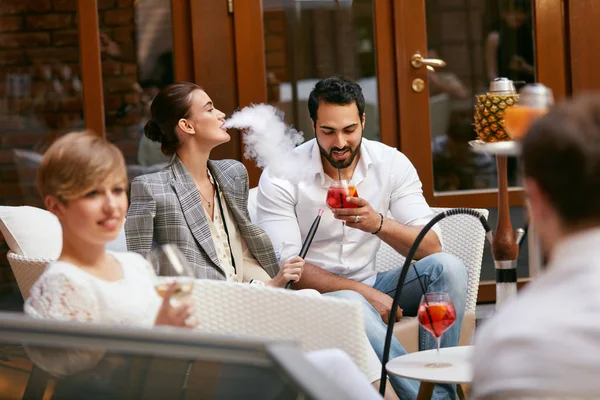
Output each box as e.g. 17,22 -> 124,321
22,365 -> 49,400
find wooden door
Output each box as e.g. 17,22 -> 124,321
393,0 -> 567,208
393,0 -> 568,300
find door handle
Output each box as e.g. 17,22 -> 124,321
411,53 -> 446,69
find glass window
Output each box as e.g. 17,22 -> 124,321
263,0 -> 380,141
426,0 -> 536,193
99,0 -> 175,182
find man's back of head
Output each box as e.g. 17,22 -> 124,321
473,94 -> 600,399
521,94 -> 600,243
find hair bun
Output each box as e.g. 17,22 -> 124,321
144,119 -> 163,142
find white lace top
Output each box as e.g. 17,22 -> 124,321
23,251 -> 163,377
25,251 -> 162,327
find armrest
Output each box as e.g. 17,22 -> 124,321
191,280 -> 369,374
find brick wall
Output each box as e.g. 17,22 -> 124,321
0,0 -> 142,301
103,0 -> 173,166
0,0 -> 81,298
100,0 -> 145,165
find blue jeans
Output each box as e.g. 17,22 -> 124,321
324,253 -> 467,400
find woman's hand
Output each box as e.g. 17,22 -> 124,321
267,256 -> 305,288
154,283 -> 198,328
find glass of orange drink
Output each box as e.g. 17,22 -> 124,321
504,83 -> 554,140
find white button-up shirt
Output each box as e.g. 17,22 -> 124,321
257,138 -> 439,286
472,227 -> 600,399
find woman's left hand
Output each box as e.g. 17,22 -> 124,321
267,256 -> 305,287
333,196 -> 381,234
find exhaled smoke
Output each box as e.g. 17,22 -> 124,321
223,104 -> 316,183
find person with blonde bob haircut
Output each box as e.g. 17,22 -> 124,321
24,131 -> 196,398
26,131 -> 196,377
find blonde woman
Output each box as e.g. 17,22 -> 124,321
27,131 -> 194,332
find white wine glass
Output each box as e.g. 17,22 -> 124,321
147,244 -> 195,307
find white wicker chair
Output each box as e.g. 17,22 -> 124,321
191,279 -> 369,374
6,251 -> 51,300
1,204 -> 127,300
377,207 -> 489,352
375,207 -> 489,314
247,187 -> 488,352
5,243 -> 126,301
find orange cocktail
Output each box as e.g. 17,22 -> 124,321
326,184 -> 359,209
417,301 -> 457,338
504,105 -> 548,140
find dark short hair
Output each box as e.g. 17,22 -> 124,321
308,76 -> 365,124
144,82 -> 202,156
521,94 -> 600,227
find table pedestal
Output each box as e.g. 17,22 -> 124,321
417,382 -> 467,400
468,140 -> 546,302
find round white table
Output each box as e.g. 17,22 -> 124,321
386,345 -> 473,399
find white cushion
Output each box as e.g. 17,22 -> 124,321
0,205 -> 128,257
0,206 -> 62,259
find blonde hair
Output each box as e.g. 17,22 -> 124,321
36,131 -> 128,202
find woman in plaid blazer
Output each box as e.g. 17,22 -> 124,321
125,82 -> 304,286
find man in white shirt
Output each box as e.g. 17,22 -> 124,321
472,95 -> 600,398
257,76 -> 467,399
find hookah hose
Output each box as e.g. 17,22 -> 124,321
379,208 -> 492,397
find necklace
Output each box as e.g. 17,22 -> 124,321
199,169 -> 214,208
199,188 -> 213,208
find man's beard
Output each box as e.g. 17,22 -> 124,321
317,138 -> 362,170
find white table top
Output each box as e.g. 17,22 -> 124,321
469,139 -> 521,156
386,345 -> 473,384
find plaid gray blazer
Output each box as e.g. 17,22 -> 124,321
125,156 -> 279,280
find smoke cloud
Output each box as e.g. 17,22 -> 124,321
223,104 -> 316,183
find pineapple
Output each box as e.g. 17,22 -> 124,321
473,93 -> 519,142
